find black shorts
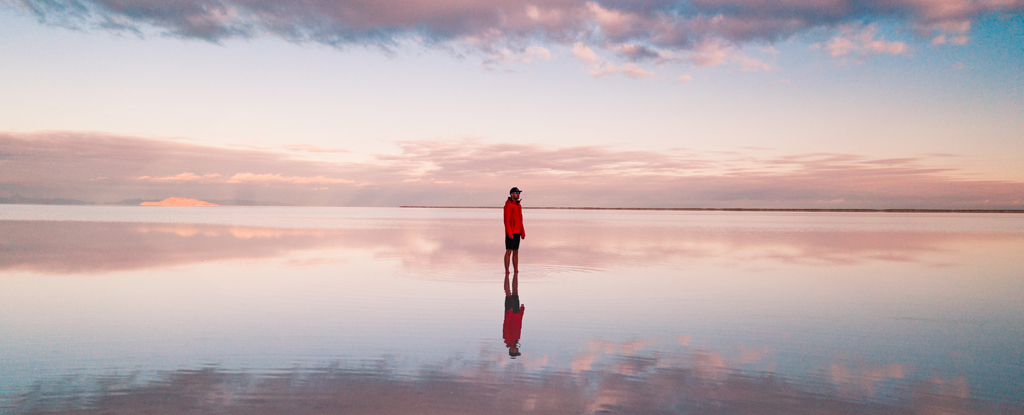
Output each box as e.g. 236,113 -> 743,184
505,294 -> 520,313
505,233 -> 521,250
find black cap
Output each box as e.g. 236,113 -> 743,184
510,187 -> 522,194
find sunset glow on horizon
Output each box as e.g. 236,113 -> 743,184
0,0 -> 1021,208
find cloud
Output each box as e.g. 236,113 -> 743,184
931,32 -> 970,45
139,172 -> 222,181
818,24 -> 909,61
138,171 -> 355,185
225,173 -> 355,184
282,144 -> 350,154
376,140 -> 1024,208
575,42 -> 659,79
614,43 -> 664,61
480,45 -> 553,66
590,62 -> 657,78
2,131 -> 1023,209
573,42 -> 599,63
523,46 -> 553,61
686,39 -> 773,71
920,15 -> 973,45
12,0 -> 1022,71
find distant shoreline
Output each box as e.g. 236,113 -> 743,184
400,206 -> 1024,214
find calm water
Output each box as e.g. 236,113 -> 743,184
1,205 -> 1022,414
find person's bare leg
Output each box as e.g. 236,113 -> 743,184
511,271 -> 518,296
504,272 -> 511,296
504,249 -> 512,274
512,250 -> 519,274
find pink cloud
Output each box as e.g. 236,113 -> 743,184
572,42 -> 599,63
137,171 -> 355,185
677,39 -> 773,71
139,173 -> 222,182
589,62 -> 657,78
819,25 -> 910,61
281,144 -> 351,154
225,173 -> 355,184
2,131 -> 1023,209
573,41 -> 660,79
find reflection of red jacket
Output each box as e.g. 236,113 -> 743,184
504,198 -> 523,238
503,306 -> 524,347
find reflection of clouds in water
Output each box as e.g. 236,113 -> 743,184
9,341 -> 1018,415
2,217 -> 1021,275
690,352 -> 728,382
931,374 -> 971,399
136,224 -> 330,239
0,221 -> 345,274
570,352 -> 596,374
830,362 -> 907,398
739,345 -> 770,364
571,339 -> 656,374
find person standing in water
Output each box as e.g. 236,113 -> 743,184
504,187 -> 525,275
503,271 -> 524,358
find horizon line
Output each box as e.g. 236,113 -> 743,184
400,206 -> 1024,213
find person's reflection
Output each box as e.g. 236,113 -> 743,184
503,272 -> 524,358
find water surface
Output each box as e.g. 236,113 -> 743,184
2,206 -> 1022,414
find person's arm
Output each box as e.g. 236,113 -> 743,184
519,207 -> 526,239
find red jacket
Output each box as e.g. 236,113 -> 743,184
504,197 -> 524,238
503,306 -> 525,347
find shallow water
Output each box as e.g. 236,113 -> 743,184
1,205 -> 1022,414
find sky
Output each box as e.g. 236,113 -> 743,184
0,0 -> 1022,208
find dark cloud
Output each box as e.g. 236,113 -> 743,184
2,131 -> 1023,208
614,43 -> 664,60
12,0 -> 1024,60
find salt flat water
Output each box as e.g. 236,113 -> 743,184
1,205 -> 1023,414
